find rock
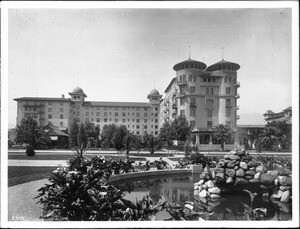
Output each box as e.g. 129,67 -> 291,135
239,162 -> 248,170
245,170 -> 256,176
271,190 -> 283,199
210,194 -> 221,199
254,172 -> 261,179
208,200 -> 221,207
218,161 -> 226,167
278,176 -> 292,186
245,175 -> 253,180
238,150 -> 246,156
214,167 -> 225,173
211,169 -> 216,179
224,159 -> 229,164
202,184 -> 208,190
228,155 -> 241,161
224,155 -> 229,159
198,180 -> 204,185
248,160 -> 259,168
194,190 -> 200,196
226,177 -> 234,184
234,161 -> 240,166
249,178 -> 260,183
234,166 -> 239,170
256,165 -> 267,173
280,190 -> 291,203
194,185 -> 199,190
199,186 -> 203,192
235,177 -> 248,185
278,166 -> 291,176
199,197 -> 207,203
206,180 -> 214,188
229,150 -> 238,155
236,168 -> 244,177
225,168 -> 236,177
277,201 -> 291,213
267,170 -> 279,177
227,161 -> 235,168
260,173 -> 276,185
199,189 -> 208,198
242,155 -> 252,161
208,187 -> 221,195
279,186 -> 291,191
216,172 -> 225,180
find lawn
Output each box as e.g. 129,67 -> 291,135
8,166 -> 55,187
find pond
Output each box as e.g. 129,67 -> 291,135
113,174 -> 292,221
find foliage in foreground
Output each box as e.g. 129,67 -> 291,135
35,149 -> 194,221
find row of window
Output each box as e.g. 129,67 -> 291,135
179,109 -> 231,118
82,106 -> 158,111
177,74 -> 197,83
82,111 -> 159,118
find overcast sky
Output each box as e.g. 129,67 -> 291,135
7,7 -> 293,127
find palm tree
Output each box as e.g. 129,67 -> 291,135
143,134 -> 162,154
249,129 -> 263,150
124,133 -> 133,160
213,124 -> 233,151
15,116 -> 51,155
259,125 -> 280,151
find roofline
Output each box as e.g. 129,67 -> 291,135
83,101 -> 151,107
164,78 -> 176,93
14,97 -> 72,102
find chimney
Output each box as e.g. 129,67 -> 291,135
61,94 -> 65,98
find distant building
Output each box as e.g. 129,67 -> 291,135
160,57 -> 241,150
14,87 -> 162,137
236,124 -> 265,150
263,106 -> 292,124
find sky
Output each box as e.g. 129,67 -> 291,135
6,6 -> 294,128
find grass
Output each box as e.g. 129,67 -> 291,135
8,166 -> 55,187
8,154 -> 147,161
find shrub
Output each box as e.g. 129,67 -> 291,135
26,145 -> 35,157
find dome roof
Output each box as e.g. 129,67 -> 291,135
206,60 -> 240,71
173,58 -> 207,71
72,86 -> 84,94
149,88 -> 160,96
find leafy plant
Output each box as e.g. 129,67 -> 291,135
213,124 -> 233,151
152,157 -> 169,170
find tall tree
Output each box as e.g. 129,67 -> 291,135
84,121 -> 100,148
77,123 -> 87,149
124,132 -> 134,160
15,116 -> 51,152
159,121 -> 174,147
213,124 -> 233,151
69,120 -> 79,148
171,116 -> 191,142
143,133 -> 162,154
112,125 -> 129,151
100,124 -> 118,148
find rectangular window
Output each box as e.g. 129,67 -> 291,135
76,105 -> 80,110
60,102 -> 63,106
144,119 -> 148,123
207,110 -> 212,117
137,119 -> 140,123
180,98 -> 185,105
104,107 -> 107,110
190,108 -> 196,117
206,88 -> 209,94
136,113 -> 140,117
137,131 -> 140,135
115,118 -> 118,122
60,114 -> 63,119
96,107 -> 100,110
104,118 -> 107,123
155,113 -> 158,117
190,98 -> 195,105
226,87 -> 231,94
155,131 -> 158,135
190,121 -> 195,128
122,118 -> 126,123
86,112 -> 89,116
137,125 -> 140,129
207,121 -> 212,128
104,112 -> 107,116
155,125 -> 158,129
97,112 -> 100,116
144,125 -> 148,129
48,107 -> 52,112
115,112 -> 118,116
97,118 -> 100,122
136,107 -> 140,111
210,88 -> 214,95
115,107 -> 118,110
226,110 -> 231,117
144,107 -> 147,111
122,112 -> 126,117
144,113 -> 148,117
86,118 -> 89,122
206,99 -> 214,107
48,102 -> 52,106
190,86 -> 195,94
155,107 -> 158,111
60,108 -> 64,112
180,110 -> 185,117
122,107 -> 126,110
155,119 -> 158,123
192,75 -> 196,82
226,99 -> 231,107
60,122 -> 63,126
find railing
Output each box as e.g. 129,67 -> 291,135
172,103 -> 177,109
225,104 -> 232,109
236,115 -> 240,119
235,93 -> 240,99
177,80 -> 187,86
236,105 -> 240,110
190,103 -> 197,108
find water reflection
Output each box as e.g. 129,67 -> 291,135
114,175 -> 292,221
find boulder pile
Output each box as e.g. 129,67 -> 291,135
194,149 -> 292,203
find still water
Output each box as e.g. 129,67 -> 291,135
114,174 -> 292,221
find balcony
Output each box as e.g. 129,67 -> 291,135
190,103 -> 197,108
236,115 -> 240,120
235,93 -> 240,99
234,81 -> 240,87
225,104 -> 232,109
172,103 -> 177,109
177,80 -> 187,86
177,91 -> 186,97
236,105 -> 240,110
